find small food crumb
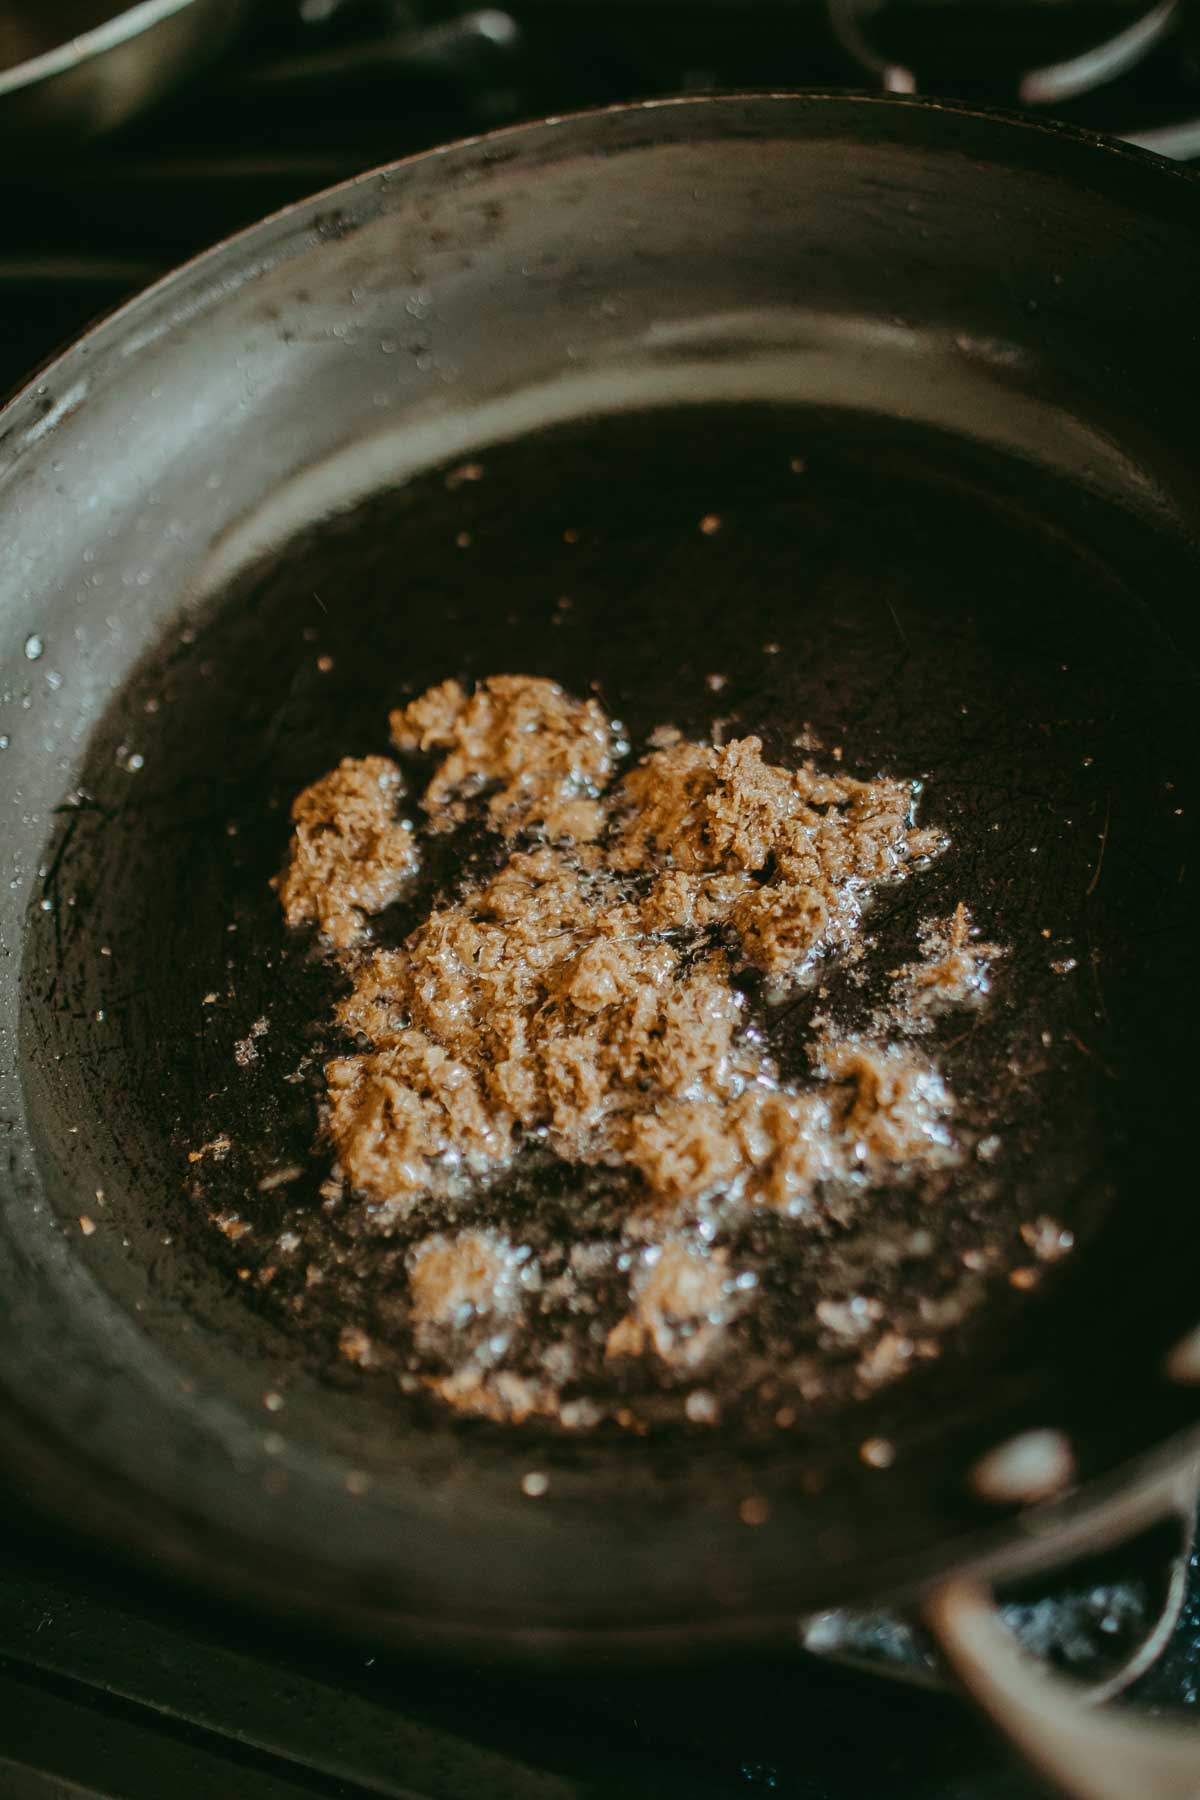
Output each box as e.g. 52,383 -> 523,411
606,1241 -> 735,1369
408,1229 -> 528,1330
817,1296 -> 883,1340
78,1215 -> 96,1236
739,1495 -> 770,1526
887,903 -> 1002,1028
860,1437 -> 896,1469
857,1331 -> 914,1387
699,514 -> 722,535
1019,1217 -> 1074,1262
338,1326 -> 374,1366
685,1389 -> 721,1425
188,1134 -> 231,1164
445,461 -> 484,489
520,1470 -> 550,1497
257,1165 -> 305,1193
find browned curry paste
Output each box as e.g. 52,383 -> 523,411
268,675 -> 1009,1423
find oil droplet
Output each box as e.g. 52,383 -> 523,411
520,1470 -> 549,1498
24,634 -> 43,660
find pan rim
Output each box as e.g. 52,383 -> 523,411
1,87 -> 1198,414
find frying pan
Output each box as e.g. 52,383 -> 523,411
0,0 -> 250,142
1,94 -> 1199,1797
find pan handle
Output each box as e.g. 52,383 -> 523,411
926,1517 -> 1200,1800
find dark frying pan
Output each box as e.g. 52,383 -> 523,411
1,94 -> 1199,1797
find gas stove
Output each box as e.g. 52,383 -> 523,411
2,5 -> 1199,1797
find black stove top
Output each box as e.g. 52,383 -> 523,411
3,0 -> 1200,401
2,4 -> 1200,1796
1,1491 -> 1198,1799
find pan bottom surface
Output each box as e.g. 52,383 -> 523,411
16,397 -> 1200,1629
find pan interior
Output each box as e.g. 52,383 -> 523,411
17,396 -> 1200,1624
